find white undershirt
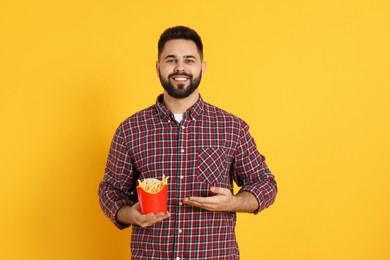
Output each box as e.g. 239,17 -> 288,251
174,114 -> 184,123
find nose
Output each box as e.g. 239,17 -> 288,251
174,60 -> 186,72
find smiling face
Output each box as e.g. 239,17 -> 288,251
156,39 -> 206,99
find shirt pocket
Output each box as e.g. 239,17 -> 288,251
197,147 -> 230,187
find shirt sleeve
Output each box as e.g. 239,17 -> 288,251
232,121 -> 277,214
98,123 -> 138,229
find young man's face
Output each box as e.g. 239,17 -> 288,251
156,39 -> 206,99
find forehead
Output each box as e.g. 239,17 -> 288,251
160,39 -> 200,59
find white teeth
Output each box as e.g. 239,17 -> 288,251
174,77 -> 188,81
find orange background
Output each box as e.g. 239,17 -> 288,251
1,1 -> 389,259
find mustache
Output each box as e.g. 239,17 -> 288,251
168,72 -> 193,79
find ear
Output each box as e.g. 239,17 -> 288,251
201,61 -> 207,76
156,60 -> 160,77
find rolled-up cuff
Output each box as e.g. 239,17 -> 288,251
109,199 -> 133,230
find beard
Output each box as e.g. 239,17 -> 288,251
158,70 -> 202,99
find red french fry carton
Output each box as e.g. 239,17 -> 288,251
137,182 -> 168,214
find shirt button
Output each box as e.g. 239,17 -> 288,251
180,149 -> 185,153
168,120 -> 171,123
180,175 -> 184,179
178,202 -> 183,206
176,257 -> 180,260
181,125 -> 185,129
178,229 -> 183,234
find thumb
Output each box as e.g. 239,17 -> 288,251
210,186 -> 228,195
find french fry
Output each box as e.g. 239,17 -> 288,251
137,175 -> 169,194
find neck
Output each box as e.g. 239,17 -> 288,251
163,91 -> 199,114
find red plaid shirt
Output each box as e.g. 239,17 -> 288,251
99,95 -> 277,259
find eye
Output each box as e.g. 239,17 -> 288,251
185,59 -> 195,64
166,59 -> 176,63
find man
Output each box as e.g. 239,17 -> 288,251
98,26 -> 277,259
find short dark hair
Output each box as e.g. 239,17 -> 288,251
158,26 -> 203,60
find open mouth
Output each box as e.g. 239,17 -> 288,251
171,76 -> 189,82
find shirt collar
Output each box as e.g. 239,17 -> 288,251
155,94 -> 205,122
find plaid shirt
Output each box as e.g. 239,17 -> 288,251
98,95 -> 277,260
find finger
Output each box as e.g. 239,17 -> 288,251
139,212 -> 171,227
210,186 -> 230,195
184,196 -> 214,204
184,199 -> 217,211
154,212 -> 171,221
145,212 -> 168,221
133,202 -> 142,212
183,197 -> 219,208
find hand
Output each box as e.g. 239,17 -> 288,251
183,187 -> 238,212
116,203 -> 171,227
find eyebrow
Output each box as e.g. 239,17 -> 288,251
164,55 -> 198,60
